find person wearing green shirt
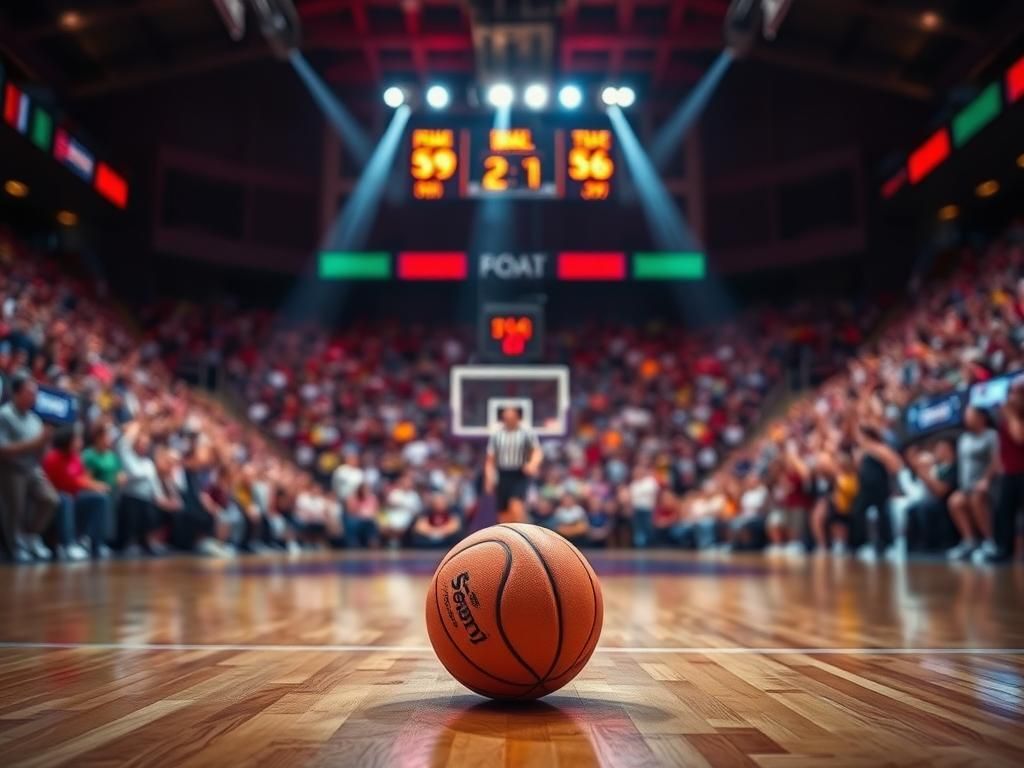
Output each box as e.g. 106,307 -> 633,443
82,425 -> 124,552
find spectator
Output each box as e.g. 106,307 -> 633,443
0,372 -> 58,561
411,493 -> 462,548
849,426 -> 902,557
381,473 -> 421,547
551,493 -> 589,544
116,420 -> 170,555
946,406 -> 998,560
42,426 -> 110,560
991,378 -> 1024,564
345,482 -> 380,547
809,451 -> 858,553
586,498 -> 615,547
627,465 -> 659,548
332,449 -> 364,507
905,440 -> 957,552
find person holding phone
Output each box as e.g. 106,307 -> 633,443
0,371 -> 59,562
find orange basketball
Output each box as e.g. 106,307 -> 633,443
425,523 -> 603,700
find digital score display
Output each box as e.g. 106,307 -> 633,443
478,303 -> 544,362
409,123 -> 615,202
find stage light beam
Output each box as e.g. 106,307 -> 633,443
651,49 -> 733,169
607,105 -> 698,252
321,105 -> 412,251
288,50 -> 370,167
559,85 -> 583,110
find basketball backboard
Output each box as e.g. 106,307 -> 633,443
449,365 -> 570,438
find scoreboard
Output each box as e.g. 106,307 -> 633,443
409,122 -> 616,202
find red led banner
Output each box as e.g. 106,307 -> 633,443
556,252 -> 626,280
881,168 -> 906,199
1007,54 -> 1024,104
397,251 -> 467,280
908,129 -> 950,185
94,162 -> 128,208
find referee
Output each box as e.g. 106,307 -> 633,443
484,406 -> 542,524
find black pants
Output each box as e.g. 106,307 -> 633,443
906,497 -> 954,552
994,473 -> 1024,558
117,495 -> 160,548
849,481 -> 893,552
496,470 -> 528,512
169,501 -> 215,551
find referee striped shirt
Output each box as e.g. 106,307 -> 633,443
487,426 -> 540,471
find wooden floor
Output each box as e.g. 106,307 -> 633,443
1,551 -> 1023,767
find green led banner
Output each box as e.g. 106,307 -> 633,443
30,107 -> 52,152
632,252 -> 706,280
318,252 -> 391,279
952,82 -> 1001,147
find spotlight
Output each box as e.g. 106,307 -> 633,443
975,179 -> 999,198
920,11 -> 941,30
937,204 -> 959,222
616,86 -> 636,108
487,83 -> 514,109
426,84 -> 450,110
59,10 -> 83,31
1017,152 -> 1024,169
601,86 -> 619,106
524,83 -> 549,110
558,84 -> 583,110
382,86 -> 405,108
4,180 -> 28,198
56,210 -> 78,227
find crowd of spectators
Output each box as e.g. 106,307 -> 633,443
144,286 -> 869,553
12,219 -> 1024,564
0,231 -> 340,562
649,225 -> 1024,564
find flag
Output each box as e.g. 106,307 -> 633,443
54,128 -> 95,182
4,83 -> 29,133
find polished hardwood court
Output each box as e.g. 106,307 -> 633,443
1,551 -> 1023,767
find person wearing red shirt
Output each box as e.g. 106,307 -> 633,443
42,427 -> 110,560
991,379 -> 1024,563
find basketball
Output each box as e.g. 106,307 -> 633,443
425,523 -> 603,700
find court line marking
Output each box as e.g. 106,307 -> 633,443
0,641 -> 1022,655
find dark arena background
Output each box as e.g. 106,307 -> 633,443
1,0 -> 1024,765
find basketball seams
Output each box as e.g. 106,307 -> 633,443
431,540 -> 536,689
547,530 -> 601,680
499,525 -> 564,684
494,538 -> 544,684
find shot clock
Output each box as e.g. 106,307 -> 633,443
408,120 -> 615,202
478,303 -> 545,362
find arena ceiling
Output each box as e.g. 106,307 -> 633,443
0,0 -> 1021,108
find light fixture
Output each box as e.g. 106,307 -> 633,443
425,84 -> 450,110
524,83 -> 549,110
616,86 -> 636,108
920,11 -> 941,30
1017,152 -> 1024,169
4,180 -> 28,198
486,83 -> 514,109
558,84 -> 583,110
382,86 -> 405,108
56,210 -> 78,227
601,86 -> 619,106
975,179 -> 1000,198
58,10 -> 83,31
937,204 -> 959,222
